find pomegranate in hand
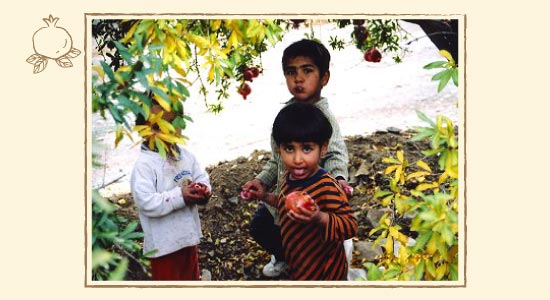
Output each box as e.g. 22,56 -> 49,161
285,191 -> 315,213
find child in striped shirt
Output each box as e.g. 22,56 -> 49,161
254,102 -> 357,280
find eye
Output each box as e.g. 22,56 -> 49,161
302,144 -> 313,153
284,69 -> 296,76
283,145 -> 294,152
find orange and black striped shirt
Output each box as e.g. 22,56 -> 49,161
278,169 -> 357,280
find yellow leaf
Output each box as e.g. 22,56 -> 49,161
427,235 -> 437,255
384,164 -> 399,175
416,182 -> 438,191
439,49 -> 455,66
227,30 -> 239,49
157,118 -> 175,134
435,264 -> 447,280
384,236 -> 394,255
381,194 -> 393,207
92,65 -> 104,80
210,19 -> 222,31
121,22 -> 139,43
115,126 -> 124,148
157,132 -> 183,145
382,157 -> 400,164
407,171 -> 430,180
149,111 -> 163,124
394,165 -> 402,183
416,160 -> 432,172
114,73 -> 124,85
389,226 -> 399,238
208,65 -> 215,82
397,150 -> 404,163
153,94 -> 171,112
438,171 -> 449,184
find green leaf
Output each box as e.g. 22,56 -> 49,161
154,138 -> 167,158
410,128 -> 434,142
431,69 -> 449,81
108,257 -> 128,280
415,110 -> 436,127
113,41 -> 133,63
100,61 -> 116,82
120,221 -> 139,237
373,189 -> 393,199
423,60 -> 447,69
414,259 -> 425,280
91,249 -> 114,269
441,224 -> 456,246
451,68 -> 459,86
425,259 -> 436,277
437,70 -> 452,92
383,267 -> 402,280
364,262 -> 383,280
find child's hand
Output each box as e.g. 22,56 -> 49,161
338,179 -> 354,197
182,182 -> 211,205
241,179 -> 266,201
287,202 -> 326,224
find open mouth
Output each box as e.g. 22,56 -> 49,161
290,168 -> 307,179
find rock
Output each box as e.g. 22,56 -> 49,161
366,207 -> 393,227
201,269 -> 212,281
354,160 -> 370,178
348,268 -> 367,281
393,237 -> 416,257
355,240 -> 383,262
387,127 -> 402,134
228,196 -> 240,205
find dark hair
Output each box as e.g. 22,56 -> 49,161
272,102 -> 332,146
282,39 -> 331,76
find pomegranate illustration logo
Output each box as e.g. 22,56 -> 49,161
26,15 -> 81,74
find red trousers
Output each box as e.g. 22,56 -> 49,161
150,245 -> 200,280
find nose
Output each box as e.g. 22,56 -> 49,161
292,152 -> 304,164
294,70 -> 304,82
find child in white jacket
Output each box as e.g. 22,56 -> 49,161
131,102 -> 212,280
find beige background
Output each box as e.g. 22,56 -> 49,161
1,0 -> 547,298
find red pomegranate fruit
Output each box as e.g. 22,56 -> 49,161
285,191 -> 315,213
364,48 -> 382,63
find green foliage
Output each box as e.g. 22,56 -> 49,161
92,19 -> 286,158
424,49 -> 458,92
91,189 -> 145,280
366,112 -> 459,281
330,19 -> 405,63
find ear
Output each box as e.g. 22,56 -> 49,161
320,142 -> 329,157
321,70 -> 330,86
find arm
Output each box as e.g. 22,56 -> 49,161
254,137 -> 279,188
130,161 -> 187,218
288,185 -> 357,241
321,111 -> 350,181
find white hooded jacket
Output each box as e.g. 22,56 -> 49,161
130,144 -> 211,258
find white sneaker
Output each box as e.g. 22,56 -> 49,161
262,255 -> 288,277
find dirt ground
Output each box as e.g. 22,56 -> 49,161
109,128 -> 436,281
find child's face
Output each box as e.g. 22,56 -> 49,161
283,56 -> 329,104
278,141 -> 328,180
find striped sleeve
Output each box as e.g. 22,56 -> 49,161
306,175 -> 357,242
